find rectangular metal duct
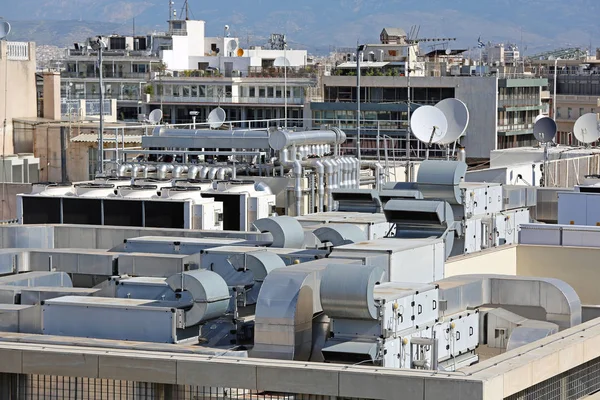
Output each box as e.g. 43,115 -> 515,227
332,189 -> 382,213
27,249 -> 118,276
117,253 -> 201,277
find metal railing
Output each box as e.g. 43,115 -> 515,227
6,42 -> 29,61
149,96 -> 304,105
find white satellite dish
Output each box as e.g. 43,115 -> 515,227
208,107 -> 226,129
410,105 -> 448,145
533,117 -> 557,143
0,21 -> 10,40
434,98 -> 469,145
148,109 -> 163,125
573,113 -> 600,144
274,56 -> 291,67
227,40 -> 238,55
445,48 -> 452,55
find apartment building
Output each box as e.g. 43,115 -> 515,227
0,41 -> 37,155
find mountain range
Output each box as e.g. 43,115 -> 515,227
3,0 -> 600,55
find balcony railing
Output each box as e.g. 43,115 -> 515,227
62,71 -> 150,80
150,96 -> 304,105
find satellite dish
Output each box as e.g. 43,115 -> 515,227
148,109 -> 163,125
534,114 -> 546,123
445,48 -> 452,55
274,56 -> 291,67
227,40 -> 238,55
237,48 -> 244,57
573,113 -> 600,144
0,21 -> 11,40
434,98 -> 469,145
208,107 -> 226,129
410,106 -> 448,145
533,117 -> 557,143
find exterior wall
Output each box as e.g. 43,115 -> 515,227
516,244 -> 600,305
446,246 -> 517,277
0,183 -> 31,220
185,20 -> 205,58
554,94 -> 599,144
0,42 -> 37,155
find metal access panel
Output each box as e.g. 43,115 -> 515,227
115,277 -> 192,303
42,296 -> 194,343
464,218 -> 482,254
28,250 -> 118,276
413,288 -> 439,328
558,192 -> 588,225
461,183 -> 503,217
562,226 -> 600,247
117,253 -> 200,277
434,310 -> 480,362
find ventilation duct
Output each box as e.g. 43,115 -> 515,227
253,216 -> 305,249
436,275 -> 581,330
313,224 -> 367,247
332,189 -> 382,213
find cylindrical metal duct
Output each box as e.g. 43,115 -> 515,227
314,160 -> 325,213
293,160 -> 303,216
268,129 -> 347,151
188,165 -> 201,180
323,160 -> 335,211
157,164 -> 173,179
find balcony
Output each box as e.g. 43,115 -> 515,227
61,71 -> 150,80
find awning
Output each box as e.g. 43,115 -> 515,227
71,134 -> 142,144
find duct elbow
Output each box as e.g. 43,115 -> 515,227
188,166 -> 200,180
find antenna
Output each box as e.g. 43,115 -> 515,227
148,109 -> 163,125
533,116 -> 557,143
410,105 -> 448,159
434,98 -> 469,145
0,21 -> 11,40
574,113 -> 600,145
208,107 -> 226,129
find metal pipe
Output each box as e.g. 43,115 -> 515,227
323,160 -> 335,211
131,164 -> 142,178
208,167 -> 220,180
293,160 -> 303,216
188,165 -> 201,180
172,165 -> 188,179
118,164 -> 132,177
314,160 -> 325,212
157,164 -> 173,179
199,166 -> 211,179
217,167 -> 234,180
268,129 -> 347,151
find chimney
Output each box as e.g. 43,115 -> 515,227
42,72 -> 61,120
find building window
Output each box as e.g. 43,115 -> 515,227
259,87 -> 266,97
568,108 -> 572,119
249,87 -> 256,97
580,108 -> 585,117
267,87 -> 274,97
191,86 -> 198,97
557,107 -> 561,118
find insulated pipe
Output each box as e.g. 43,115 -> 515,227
217,167 -> 234,180
173,165 -> 188,179
143,165 -> 155,178
208,167 -> 220,180
314,160 -> 325,213
118,164 -> 132,177
157,164 -> 173,179
323,160 -> 335,211
188,165 -> 201,180
149,126 -> 271,150
131,164 -> 142,178
199,166 -> 211,179
268,129 -> 347,151
293,160 -> 303,216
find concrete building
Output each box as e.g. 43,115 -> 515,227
0,41 -> 37,155
311,74 -> 547,158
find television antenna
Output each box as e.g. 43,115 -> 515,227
573,113 -> 600,146
533,116 -> 557,187
148,109 -> 163,125
434,98 -> 469,160
0,21 -> 11,40
208,107 -> 226,129
410,105 -> 448,159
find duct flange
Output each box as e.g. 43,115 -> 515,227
166,270 -> 230,327
229,250 -> 287,303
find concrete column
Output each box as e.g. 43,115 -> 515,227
42,72 -> 62,121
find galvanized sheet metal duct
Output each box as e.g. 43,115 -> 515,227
313,224 -> 367,247
320,264 -> 386,320
146,127 -> 271,150
228,250 -> 286,303
252,259 -> 360,361
253,216 -> 305,249
416,160 -> 467,204
166,270 -> 229,327
436,274 -> 582,330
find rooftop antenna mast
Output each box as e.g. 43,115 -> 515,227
180,0 -> 189,20
168,1 -> 174,21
